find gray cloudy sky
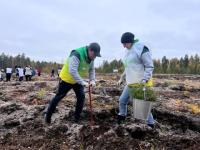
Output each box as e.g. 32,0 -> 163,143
0,0 -> 200,66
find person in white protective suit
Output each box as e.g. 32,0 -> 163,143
117,32 -> 155,128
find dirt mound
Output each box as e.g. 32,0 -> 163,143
0,74 -> 200,149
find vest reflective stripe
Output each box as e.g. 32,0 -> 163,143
59,47 -> 90,84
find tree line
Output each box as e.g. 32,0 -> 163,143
0,53 -> 62,73
96,54 -> 200,74
1,53 -> 199,74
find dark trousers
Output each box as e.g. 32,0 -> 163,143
46,80 -> 85,120
19,76 -> 23,81
51,73 -> 55,77
25,75 -> 31,81
6,73 -> 11,81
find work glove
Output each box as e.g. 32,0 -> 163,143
90,80 -> 96,87
82,81 -> 89,87
141,79 -> 147,85
141,80 -> 147,91
117,79 -> 123,86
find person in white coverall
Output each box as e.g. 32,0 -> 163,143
25,66 -> 32,81
18,66 -> 24,81
6,67 -> 12,81
117,32 -> 155,128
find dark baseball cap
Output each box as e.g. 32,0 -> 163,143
88,42 -> 101,57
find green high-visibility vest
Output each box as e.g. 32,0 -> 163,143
59,46 -> 92,84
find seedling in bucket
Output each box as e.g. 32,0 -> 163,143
128,83 -> 156,120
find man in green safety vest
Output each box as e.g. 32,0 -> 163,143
45,42 -> 101,124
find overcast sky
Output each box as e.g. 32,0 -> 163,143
0,0 -> 200,66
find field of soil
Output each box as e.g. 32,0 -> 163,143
0,74 -> 200,150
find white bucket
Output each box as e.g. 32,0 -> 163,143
132,98 -> 153,120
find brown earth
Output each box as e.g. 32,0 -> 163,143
0,74 -> 199,150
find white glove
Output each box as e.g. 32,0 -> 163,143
82,81 -> 89,87
117,79 -> 123,86
141,79 -> 147,84
90,80 -> 96,87
141,80 -> 147,91
142,86 -> 146,91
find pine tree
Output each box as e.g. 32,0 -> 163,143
161,56 -> 169,73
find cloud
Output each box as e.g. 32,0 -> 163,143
0,0 -> 199,66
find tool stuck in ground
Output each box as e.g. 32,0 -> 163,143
88,81 -> 94,126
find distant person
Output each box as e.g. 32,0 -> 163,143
117,32 -> 155,128
25,66 -> 32,81
29,67 -> 33,81
57,67 -> 62,77
51,68 -> 55,77
0,69 -> 4,81
45,42 -> 101,124
18,66 -> 24,81
32,68 -> 36,77
15,65 -> 19,77
38,69 -> 41,76
6,67 -> 12,81
0,69 -> 3,81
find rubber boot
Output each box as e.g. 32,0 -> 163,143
117,115 -> 126,125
